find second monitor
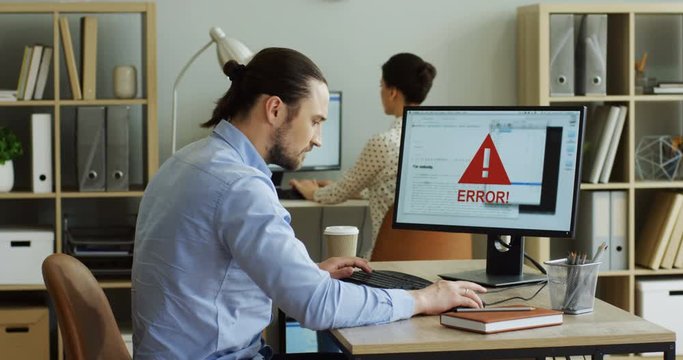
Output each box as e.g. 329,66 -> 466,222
393,106 -> 585,287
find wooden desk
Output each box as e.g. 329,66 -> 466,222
331,260 -> 676,360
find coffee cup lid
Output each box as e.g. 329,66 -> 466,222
324,226 -> 359,235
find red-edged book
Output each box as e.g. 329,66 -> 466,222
440,305 -> 563,334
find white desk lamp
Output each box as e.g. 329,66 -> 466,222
171,27 -> 253,153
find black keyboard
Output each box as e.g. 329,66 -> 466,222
343,270 -> 433,290
276,188 -> 305,200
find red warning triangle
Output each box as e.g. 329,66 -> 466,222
459,134 -> 511,185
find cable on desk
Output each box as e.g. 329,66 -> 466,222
484,281 -> 547,306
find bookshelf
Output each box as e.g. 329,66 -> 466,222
0,2 -> 156,359
517,2 -> 683,318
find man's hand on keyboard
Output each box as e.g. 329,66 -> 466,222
409,280 -> 487,315
318,256 -> 371,279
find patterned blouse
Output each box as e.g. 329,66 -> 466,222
314,117 -> 402,258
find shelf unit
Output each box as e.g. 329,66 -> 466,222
0,2 -> 156,359
517,3 -> 683,317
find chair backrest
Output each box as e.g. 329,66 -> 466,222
371,206 -> 473,261
42,253 -> 131,360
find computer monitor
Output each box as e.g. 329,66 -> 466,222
394,106 -> 585,287
270,91 -> 342,187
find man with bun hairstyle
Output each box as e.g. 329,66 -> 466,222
132,47 -> 485,360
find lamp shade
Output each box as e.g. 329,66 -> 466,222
210,27 -> 253,67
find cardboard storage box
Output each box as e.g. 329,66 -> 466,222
0,307 -> 49,359
0,228 -> 53,285
636,278 -> 683,355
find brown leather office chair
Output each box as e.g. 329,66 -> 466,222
371,206 -> 473,261
42,253 -> 131,360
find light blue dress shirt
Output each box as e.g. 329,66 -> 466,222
132,121 -> 414,360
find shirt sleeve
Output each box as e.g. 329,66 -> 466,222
215,175 -> 414,330
314,135 -> 386,204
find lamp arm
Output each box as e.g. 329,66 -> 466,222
171,40 -> 214,154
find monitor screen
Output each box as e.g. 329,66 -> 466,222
269,91 -> 342,173
394,106 -> 585,287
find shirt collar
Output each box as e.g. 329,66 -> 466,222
213,120 -> 272,177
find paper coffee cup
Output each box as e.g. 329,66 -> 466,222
324,226 -> 359,258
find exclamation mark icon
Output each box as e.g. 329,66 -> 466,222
482,148 -> 490,178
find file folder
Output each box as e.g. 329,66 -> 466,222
575,14 -> 607,95
576,191 -> 610,272
77,107 -> 106,191
31,113 -> 52,193
106,106 -> 130,191
609,191 -> 628,270
549,14 -> 574,96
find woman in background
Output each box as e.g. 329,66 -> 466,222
290,52 -> 437,259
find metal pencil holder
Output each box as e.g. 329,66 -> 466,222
544,259 -> 601,314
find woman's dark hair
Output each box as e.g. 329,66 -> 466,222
381,53 -> 436,104
202,47 -> 327,128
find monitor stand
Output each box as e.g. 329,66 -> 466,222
271,171 -> 284,190
439,234 -> 547,288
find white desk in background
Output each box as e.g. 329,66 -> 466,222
280,199 -> 370,261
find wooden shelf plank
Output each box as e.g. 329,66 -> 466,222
598,270 -> 631,277
0,284 -> 45,291
60,191 -> 144,198
549,95 -> 631,102
581,182 -> 631,190
0,2 -> 149,13
634,267 -> 683,276
634,181 -> 683,189
634,95 -> 683,101
58,98 -> 148,106
0,100 -> 55,107
0,192 -> 56,199
99,280 -> 132,289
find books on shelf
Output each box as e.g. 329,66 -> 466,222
16,46 -> 32,100
33,46 -> 53,100
582,105 -> 624,184
59,16 -> 82,100
636,192 -> 683,270
22,44 -> 43,101
0,90 -> 17,102
12,45 -> 53,101
80,16 -> 98,100
440,306 -> 563,334
652,86 -> 683,94
652,81 -> 683,94
599,105 -> 628,183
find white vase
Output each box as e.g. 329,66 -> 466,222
0,160 -> 14,192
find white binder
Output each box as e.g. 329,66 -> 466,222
31,113 -> 52,193
609,191 -> 628,270
549,14 -> 574,96
575,14 -> 607,95
576,191 -> 611,272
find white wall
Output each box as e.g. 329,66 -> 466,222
158,0 -> 683,177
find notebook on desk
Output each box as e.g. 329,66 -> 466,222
440,305 -> 563,334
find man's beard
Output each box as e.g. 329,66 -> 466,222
268,122 -> 306,171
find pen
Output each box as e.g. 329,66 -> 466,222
592,241 -> 608,263
454,306 -> 535,312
